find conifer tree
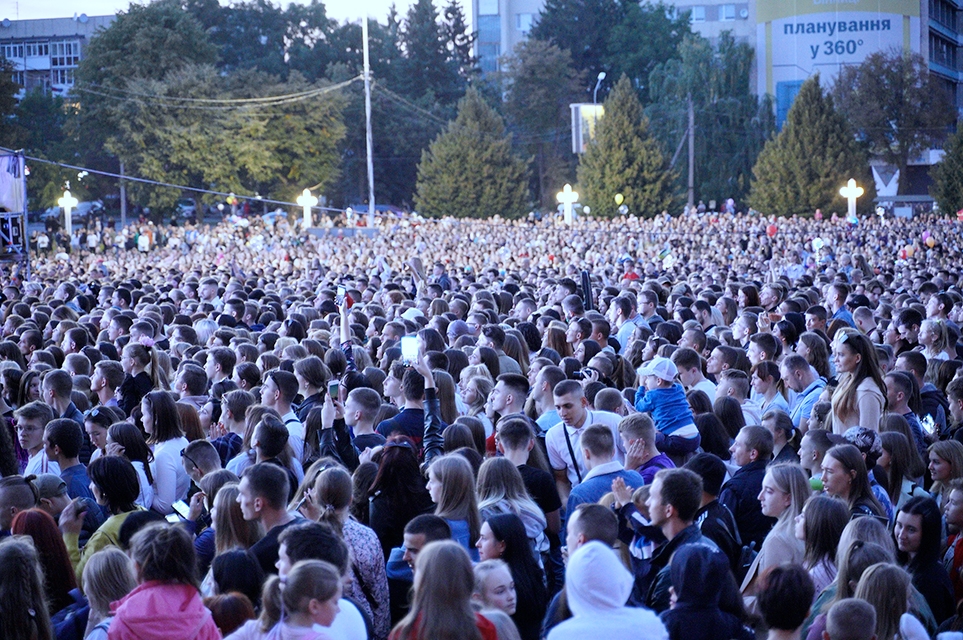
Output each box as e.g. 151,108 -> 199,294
577,75 -> 678,217
749,75 -> 873,216
931,121 -> 963,215
415,89 -> 530,218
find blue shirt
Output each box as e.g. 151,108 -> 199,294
567,461 -> 644,516
634,384 -> 696,437
789,378 -> 826,428
60,463 -> 94,501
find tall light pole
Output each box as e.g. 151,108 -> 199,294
362,16 -> 376,228
593,71 -> 606,105
58,190 -> 78,240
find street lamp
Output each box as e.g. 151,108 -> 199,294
58,190 -> 78,239
593,71 -> 606,105
297,189 -> 318,229
557,184 -> 579,226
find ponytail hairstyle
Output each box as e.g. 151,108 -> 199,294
129,523 -> 199,590
313,466 -> 353,536
258,560 -> 342,632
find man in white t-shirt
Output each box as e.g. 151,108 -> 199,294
545,380 -> 623,504
16,401 -> 58,476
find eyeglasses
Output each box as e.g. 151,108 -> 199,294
180,448 -> 199,469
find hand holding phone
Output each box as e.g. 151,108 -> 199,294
401,336 -> 418,365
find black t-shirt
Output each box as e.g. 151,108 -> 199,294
518,464 -> 562,515
354,432 -> 388,452
250,518 -> 300,576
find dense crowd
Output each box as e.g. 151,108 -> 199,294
0,209 -> 962,640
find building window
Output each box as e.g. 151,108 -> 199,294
52,68 -> 74,86
24,42 -> 50,57
11,71 -> 23,86
691,6 -> 705,23
1,44 -> 24,59
479,43 -> 500,73
479,0 -> 498,16
930,0 -> 958,31
478,15 -> 500,45
720,4 -> 736,21
516,13 -> 533,34
930,32 -> 958,70
50,41 -> 80,67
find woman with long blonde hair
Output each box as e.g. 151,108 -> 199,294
830,330 -> 885,433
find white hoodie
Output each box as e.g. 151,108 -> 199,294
547,541 -> 668,640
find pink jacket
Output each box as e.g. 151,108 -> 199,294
108,581 -> 221,640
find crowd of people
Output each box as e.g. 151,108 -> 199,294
0,208 -> 962,640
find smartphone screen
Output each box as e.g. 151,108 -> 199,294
401,336 -> 419,364
336,285 -> 346,305
328,380 -> 340,398
171,500 -> 191,520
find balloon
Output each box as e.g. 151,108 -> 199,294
899,249 -> 908,260
847,215 -> 858,225
926,237 -> 936,248
922,231 -> 931,241
906,246 -> 915,258
614,193 -> 624,205
812,237 -> 824,250
766,224 -> 778,237
957,209 -> 963,222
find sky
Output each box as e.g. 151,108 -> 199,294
4,0 -> 418,25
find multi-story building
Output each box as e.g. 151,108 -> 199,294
0,14 -> 114,97
473,0 -> 544,73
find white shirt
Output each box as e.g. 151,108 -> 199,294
282,410 -> 306,465
546,410 -> 624,487
150,437 -> 190,515
317,598 -> 367,640
24,449 -> 59,476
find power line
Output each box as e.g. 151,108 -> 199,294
77,77 -> 362,105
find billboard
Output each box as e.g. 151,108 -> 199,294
756,0 -> 921,126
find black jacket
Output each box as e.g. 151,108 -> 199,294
719,460 -> 775,550
644,524 -> 718,614
695,499 -> 742,577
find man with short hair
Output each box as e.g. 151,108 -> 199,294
684,453 -> 742,576
895,350 -> 948,437
91,360 -> 124,409
826,283 -> 854,328
16,401 -> 57,475
478,324 -> 523,374
805,305 -> 828,334
206,346 -> 236,386
825,598 -> 877,640
173,363 -> 210,411
721,425 -> 775,549
671,347 -> 715,398
781,354 -> 826,429
260,370 -> 305,463
895,308 -> 923,353
618,413 -> 674,483
43,418 -> 92,501
545,380 -> 623,503
884,371 -> 927,454
42,370 -> 85,431
18,329 -> 43,359
567,424 -> 643,514
61,327 -> 88,355
532,365 -> 567,435
496,417 -> 562,540
181,439 -> 222,484
239,462 -> 297,575
643,468 -> 719,613
715,369 -> 762,426
344,387 -> 388,451
376,367 -> 426,446
0,475 -> 39,534
610,295 -> 649,355
213,389 -> 256,469
486,373 -> 530,426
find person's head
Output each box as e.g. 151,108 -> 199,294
402,514 -> 452,572
129,523 -> 199,589
821,444 -> 873,505
853,563 -> 910,640
41,368 -> 72,404
472,559 -> 516,615
758,462 -> 810,523
277,521 -> 349,579
267,560 -> 342,628
141,390 -> 183,443
43,417 -> 84,462
260,370 -> 299,410
14,401 -> 53,453
565,502 -> 618,554
761,409 -> 795,448
797,494 -> 850,566
780,353 -> 816,393
715,369 -> 750,402
92,360 -> 125,394
564,540 -> 633,621
203,593 -> 256,637
757,564 -> 815,632
0,475 -> 39,531
729,425 -> 773,467
580,423 -> 616,469
404,541 -> 476,638
894,495 -> 942,566
490,373 -> 529,414
238,462 -> 289,521
182,439 -> 221,481
310,466 -> 352,534
825,598 -> 876,640
0,537 -> 53,640
343,387 -> 381,427
683,452 -> 727,498
798,429 -> 842,475
494,415 -> 535,455
927,439 -> 963,485
646,468 -> 702,530
82,546 -> 137,619
426,454 -> 478,530
88,455 -> 139,514
476,512 -> 528,563
552,379 -> 587,427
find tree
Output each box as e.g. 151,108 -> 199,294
833,49 -> 954,194
931,121 -> 963,215
530,0 -> 623,80
499,39 -> 584,207
647,33 -> 774,204
415,88 -> 530,218
441,0 -> 479,84
749,75 -> 873,217
398,0 -> 464,106
605,2 -> 691,89
577,75 -> 677,217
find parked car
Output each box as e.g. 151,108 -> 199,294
175,198 -> 198,219
41,200 -> 103,222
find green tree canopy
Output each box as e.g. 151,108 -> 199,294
499,39 -> 584,207
749,75 -> 873,216
415,88 -> 530,218
832,49 -> 954,194
577,75 -> 677,217
931,121 -> 963,215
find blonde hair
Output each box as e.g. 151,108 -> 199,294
854,562 -> 910,640
82,546 -> 137,618
214,483 -> 264,554
473,559 -> 512,607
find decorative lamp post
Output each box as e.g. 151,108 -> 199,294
839,179 -> 863,221
297,189 -> 318,229
557,184 -> 579,226
58,190 -> 78,238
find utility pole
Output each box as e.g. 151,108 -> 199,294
362,17 -> 376,228
119,161 -> 127,228
687,94 -> 695,210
